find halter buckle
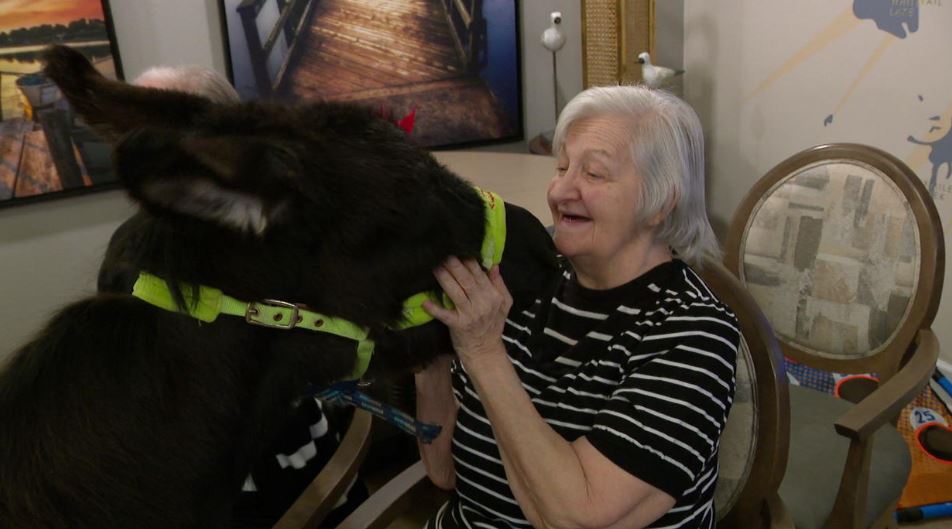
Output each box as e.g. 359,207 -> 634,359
245,299 -> 300,330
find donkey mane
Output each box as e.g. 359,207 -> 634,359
0,45 -> 557,529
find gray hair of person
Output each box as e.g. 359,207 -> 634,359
133,65 -> 240,103
551,84 -> 721,266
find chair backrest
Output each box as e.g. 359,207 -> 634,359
273,408 -> 373,529
697,262 -> 790,527
724,144 -> 944,381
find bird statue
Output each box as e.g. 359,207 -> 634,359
637,51 -> 684,89
541,11 -> 566,52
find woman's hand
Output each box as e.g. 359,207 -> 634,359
422,257 -> 512,366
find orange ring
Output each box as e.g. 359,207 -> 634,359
833,374 -> 879,399
913,422 -> 952,465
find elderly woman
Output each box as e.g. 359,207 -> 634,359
417,85 -> 738,529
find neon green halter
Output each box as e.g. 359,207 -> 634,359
130,187 -> 506,381
396,187 -> 506,328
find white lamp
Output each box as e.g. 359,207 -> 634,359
530,11 -> 565,154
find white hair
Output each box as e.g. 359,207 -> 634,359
552,85 -> 720,266
133,65 -> 239,103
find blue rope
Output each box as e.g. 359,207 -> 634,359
310,381 -> 442,444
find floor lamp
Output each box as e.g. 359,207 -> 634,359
530,11 -> 565,155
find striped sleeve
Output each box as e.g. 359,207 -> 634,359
586,301 -> 738,498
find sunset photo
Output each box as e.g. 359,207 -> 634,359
0,0 -> 122,206
0,0 -> 107,33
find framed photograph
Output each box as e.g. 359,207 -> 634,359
219,0 -> 523,149
0,0 -> 123,208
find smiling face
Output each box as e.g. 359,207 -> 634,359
548,115 -> 671,288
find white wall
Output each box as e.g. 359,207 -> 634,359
683,0 -> 952,363
0,0 -> 584,360
0,190 -> 136,359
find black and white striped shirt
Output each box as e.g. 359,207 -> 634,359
432,259 -> 738,529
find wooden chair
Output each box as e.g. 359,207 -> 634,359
723,143 -> 944,529
273,408 -> 374,529
328,262 -> 791,529
697,261 -> 792,529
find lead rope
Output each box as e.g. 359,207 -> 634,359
309,381 -> 442,444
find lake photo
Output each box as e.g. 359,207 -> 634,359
0,0 -> 122,206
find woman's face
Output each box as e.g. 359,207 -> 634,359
548,116 -> 659,281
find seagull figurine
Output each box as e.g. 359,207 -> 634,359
637,52 -> 684,89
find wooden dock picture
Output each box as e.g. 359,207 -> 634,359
222,0 -> 522,148
0,0 -> 122,206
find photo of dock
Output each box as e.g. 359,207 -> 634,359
0,0 -> 121,205
221,0 -> 522,148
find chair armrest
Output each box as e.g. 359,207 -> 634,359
834,329 -> 939,441
274,409 -> 374,529
334,460 -> 438,529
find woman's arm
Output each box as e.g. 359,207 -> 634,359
465,347 -> 674,529
415,354 -> 458,490
424,258 -> 674,529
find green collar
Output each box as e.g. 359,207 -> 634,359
131,273 -> 375,380
129,187 -> 507,380
395,187 -> 506,328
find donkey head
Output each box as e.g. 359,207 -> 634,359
43,45 -> 489,336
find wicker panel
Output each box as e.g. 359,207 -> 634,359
582,0 -> 621,88
582,0 -> 654,88
620,0 -> 653,85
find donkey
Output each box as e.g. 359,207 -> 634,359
0,45 -> 557,529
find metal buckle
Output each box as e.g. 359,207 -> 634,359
245,299 -> 300,330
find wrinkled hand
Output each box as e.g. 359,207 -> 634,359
423,257 -> 513,365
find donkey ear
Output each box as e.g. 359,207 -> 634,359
116,130 -> 298,236
41,45 -> 210,141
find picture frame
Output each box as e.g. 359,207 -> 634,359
581,0 -> 654,88
218,0 -> 523,149
0,0 -> 124,208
